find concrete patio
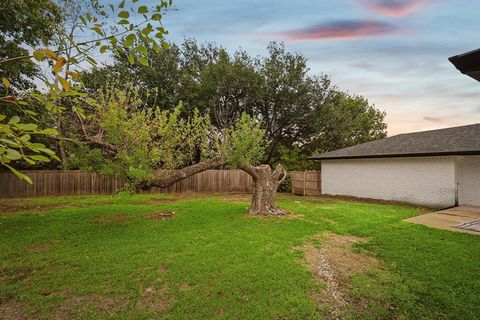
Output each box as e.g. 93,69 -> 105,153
405,206 -> 480,235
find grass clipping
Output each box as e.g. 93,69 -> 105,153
300,233 -> 383,319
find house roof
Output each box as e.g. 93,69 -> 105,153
309,123 -> 480,160
449,48 -> 480,82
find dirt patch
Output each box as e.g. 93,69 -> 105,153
0,203 -> 71,214
300,233 -> 382,319
28,240 -> 62,253
216,193 -> 252,204
179,283 -> 194,291
0,300 -> 28,320
147,211 -> 175,220
137,286 -> 174,312
0,267 -> 33,286
51,293 -> 129,319
0,199 -> 115,214
90,214 -> 129,224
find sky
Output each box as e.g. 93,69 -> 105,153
158,0 -> 480,136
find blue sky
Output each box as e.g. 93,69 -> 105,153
158,0 -> 480,135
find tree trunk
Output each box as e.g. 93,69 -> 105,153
147,157 -> 224,188
241,164 -> 287,215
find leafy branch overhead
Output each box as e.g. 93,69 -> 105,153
0,0 -> 172,182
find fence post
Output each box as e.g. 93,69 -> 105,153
291,172 -> 294,194
303,170 -> 307,196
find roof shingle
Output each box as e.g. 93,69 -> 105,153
309,123 -> 480,160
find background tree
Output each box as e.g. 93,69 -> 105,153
308,91 -> 387,153
83,40 -> 387,170
0,0 -> 62,90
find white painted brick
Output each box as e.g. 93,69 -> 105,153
457,156 -> 480,206
321,157 -> 457,208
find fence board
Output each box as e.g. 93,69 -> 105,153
291,170 -> 321,196
0,170 -> 254,198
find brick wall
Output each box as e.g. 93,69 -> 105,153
321,156 -> 457,208
457,155 -> 480,207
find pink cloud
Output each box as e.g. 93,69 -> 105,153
271,20 -> 401,42
358,0 -> 426,17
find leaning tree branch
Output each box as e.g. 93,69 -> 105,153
148,157 -> 225,188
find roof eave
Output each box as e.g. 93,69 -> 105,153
309,150 -> 480,161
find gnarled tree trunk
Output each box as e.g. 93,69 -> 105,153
241,164 -> 287,215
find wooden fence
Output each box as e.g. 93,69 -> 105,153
291,170 -> 321,196
0,170 -> 253,198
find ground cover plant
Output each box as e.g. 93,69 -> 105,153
1,193 -> 479,319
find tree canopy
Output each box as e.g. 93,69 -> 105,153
83,40 -> 387,169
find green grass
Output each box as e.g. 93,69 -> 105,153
1,193 -> 479,319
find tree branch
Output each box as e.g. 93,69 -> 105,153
0,20 -> 149,64
148,157 -> 225,188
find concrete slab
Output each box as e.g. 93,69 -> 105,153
405,206 -> 480,235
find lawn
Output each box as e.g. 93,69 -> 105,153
1,193 -> 479,319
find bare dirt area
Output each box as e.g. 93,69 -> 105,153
215,193 -> 252,204
50,293 -> 130,320
138,285 -> 175,312
0,300 -> 29,320
147,211 -> 175,220
299,233 -> 383,319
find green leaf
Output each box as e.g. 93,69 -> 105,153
92,26 -> 104,37
100,45 -> 109,53
134,45 -> 148,55
24,110 -> 37,116
8,116 -> 20,124
151,13 -> 162,21
16,123 -> 38,131
125,34 -> 135,47
153,41 -> 160,54
138,6 -> 148,13
119,0 -> 125,9
0,115 -> 6,121
38,148 -> 56,155
30,155 -> 50,162
128,53 -> 135,65
138,56 -> 149,66
5,149 -> 21,160
86,56 -> 97,66
4,165 -> 32,184
32,50 -> 46,61
19,134 -> 31,141
24,157 -> 35,165
41,128 -> 58,135
118,19 -> 129,25
30,143 -> 45,149
118,10 -> 129,18
0,139 -> 20,147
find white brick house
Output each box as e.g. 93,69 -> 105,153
310,124 -> 480,208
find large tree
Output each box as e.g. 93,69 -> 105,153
66,86 -> 287,215
82,40 -> 387,169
